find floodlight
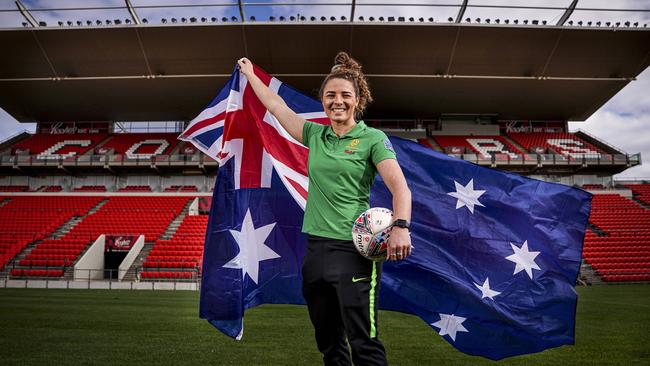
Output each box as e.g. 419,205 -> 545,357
475,18 -> 480,23
596,21 -> 601,26
269,16 -> 275,21
330,16 -> 336,21
465,18 -> 470,23
171,18 -> 177,23
577,21 -> 582,26
58,21 -> 64,26
125,19 -> 131,24
408,17 -> 414,22
96,20 -> 102,25
568,20 -> 573,25
250,16 -> 256,21
495,19 -> 500,24
369,17 -> 375,21
504,19 -> 509,24
379,17 -> 384,21
86,20 -> 92,25
222,17 -> 228,22
340,16 -> 346,21
280,16 -> 285,21
190,17 -> 196,23
428,17 -> 433,22
311,16 -> 316,21
513,19 -> 518,24
67,20 -> 72,26
106,20 -> 112,25
181,18 -> 187,23
358,16 -> 364,21
486,19 -> 491,24
624,21 -> 630,27
320,16 -> 326,21
542,20 -> 547,25
532,20 -> 538,25
211,17 -> 216,22
162,18 -> 167,24
615,22 -> 620,27
290,16 -> 295,21
396,16 -> 404,22
418,17 -> 424,22
115,19 -> 121,25
448,17 -> 453,22
388,16 -> 395,22
605,22 -> 610,26
523,19 -> 528,25
634,22 -> 638,27
143,18 -> 148,24
231,16 -> 237,21
22,22 -> 28,27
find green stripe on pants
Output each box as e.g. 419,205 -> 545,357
369,261 -> 377,338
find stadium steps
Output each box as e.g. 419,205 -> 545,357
49,198 -> 109,239
0,239 -> 43,277
587,224 -> 608,237
501,135 -> 526,153
0,197 -> 11,208
425,137 -> 443,152
160,199 -> 193,240
123,242 -> 154,282
630,196 -> 650,210
579,261 -> 603,285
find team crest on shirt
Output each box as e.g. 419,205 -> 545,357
384,138 -> 395,153
346,139 -> 360,150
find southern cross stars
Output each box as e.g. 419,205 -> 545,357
474,278 -> 501,300
431,313 -> 469,342
447,179 -> 486,214
223,209 -> 280,284
505,240 -> 541,279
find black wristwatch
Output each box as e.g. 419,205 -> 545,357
392,219 -> 410,230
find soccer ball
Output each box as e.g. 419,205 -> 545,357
352,207 -> 393,261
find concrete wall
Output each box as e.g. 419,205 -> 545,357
74,235 -> 105,280
118,235 -> 144,281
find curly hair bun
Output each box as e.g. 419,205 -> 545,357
321,51 -> 373,118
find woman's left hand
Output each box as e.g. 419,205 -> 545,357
387,227 -> 412,262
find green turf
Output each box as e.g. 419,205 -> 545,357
0,285 -> 649,365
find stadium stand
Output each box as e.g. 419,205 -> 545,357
582,184 -> 607,190
118,185 -> 153,192
0,196 -> 103,273
10,133 -> 106,159
73,185 -> 107,192
141,215 -> 208,281
432,135 -> 523,158
583,194 -> 650,282
10,196 -> 190,278
100,133 -> 179,159
507,133 -> 604,158
625,184 -> 650,206
42,186 -> 63,192
0,185 -> 29,192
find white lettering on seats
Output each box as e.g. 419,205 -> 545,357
546,139 -> 601,159
466,138 -> 519,159
36,140 -> 92,160
125,139 -> 170,159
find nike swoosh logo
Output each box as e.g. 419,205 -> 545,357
352,276 -> 369,283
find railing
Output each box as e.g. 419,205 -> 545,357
0,152 -> 640,168
4,265 -> 201,284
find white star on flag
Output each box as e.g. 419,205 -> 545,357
447,178 -> 486,213
223,209 -> 280,284
505,240 -> 541,279
431,313 -> 469,342
474,278 -> 501,300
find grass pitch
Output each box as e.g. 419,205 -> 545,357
0,285 -> 649,365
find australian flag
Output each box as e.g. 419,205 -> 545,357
180,64 -> 592,360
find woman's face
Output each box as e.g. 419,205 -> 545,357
322,78 -> 359,124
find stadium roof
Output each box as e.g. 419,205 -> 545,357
0,23 -> 648,122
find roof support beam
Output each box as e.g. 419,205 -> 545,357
556,0 -> 578,27
455,0 -> 468,24
125,0 -> 141,25
238,0 -> 246,23
350,0 -> 356,23
15,0 -> 39,27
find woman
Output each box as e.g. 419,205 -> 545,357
238,52 -> 412,366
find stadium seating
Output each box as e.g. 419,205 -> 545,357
8,196 -> 189,278
141,215 -> 208,281
117,185 -> 152,192
11,133 -> 106,159
583,194 -> 650,282
432,135 -> 523,158
507,133 -> 604,159
624,184 -> 650,205
582,184 -> 606,190
0,185 -> 29,192
0,196 -> 103,273
72,185 -> 107,192
101,133 -> 179,159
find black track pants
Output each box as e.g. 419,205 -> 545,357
302,234 -> 388,366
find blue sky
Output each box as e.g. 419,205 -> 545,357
1,0 -> 649,178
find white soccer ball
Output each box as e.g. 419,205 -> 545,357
352,207 -> 394,261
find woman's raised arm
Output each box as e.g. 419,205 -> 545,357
237,58 -> 306,144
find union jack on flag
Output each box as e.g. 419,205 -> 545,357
179,65 -> 329,209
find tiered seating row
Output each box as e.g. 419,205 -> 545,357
625,184 -> 650,206
584,194 -> 650,283
508,133 -> 604,158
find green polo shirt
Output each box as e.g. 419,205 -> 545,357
301,120 -> 397,240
